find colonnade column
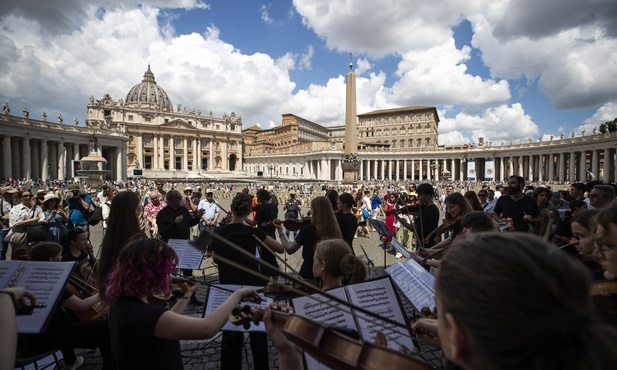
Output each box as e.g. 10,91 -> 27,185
568,152 -> 576,182
22,138 -> 31,179
579,151 -> 587,182
193,138 -> 198,171
40,140 -> 48,180
591,150 -> 599,180
2,136 -> 11,178
603,149 -> 611,181
59,142 -> 66,180
548,154 -> 554,181
11,139 -> 21,178
558,153 -> 565,182
182,137 -> 188,171
537,155 -> 543,181
31,141 -> 40,179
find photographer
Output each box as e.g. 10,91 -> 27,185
65,184 -> 93,230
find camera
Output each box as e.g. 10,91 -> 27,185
72,190 -> 79,196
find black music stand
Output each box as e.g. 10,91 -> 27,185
368,219 -> 394,269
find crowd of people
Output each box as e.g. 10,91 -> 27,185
1,174 -> 616,370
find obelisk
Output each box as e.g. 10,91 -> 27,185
342,53 -> 359,183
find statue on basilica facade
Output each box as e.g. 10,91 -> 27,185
177,104 -> 182,112
549,134 -> 554,141
582,129 -> 586,137
571,131 -> 575,138
58,114 -> 63,124
73,117 -> 78,126
90,95 -> 95,104
560,132 -> 564,140
23,108 -> 29,118
3,103 -> 9,115
42,112 -> 47,121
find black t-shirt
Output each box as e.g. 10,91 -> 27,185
156,205 -> 199,242
213,223 -> 271,285
336,213 -> 357,251
414,204 -> 440,248
61,249 -> 88,263
255,203 -> 278,238
109,297 -> 182,370
294,224 -> 318,278
493,195 -> 539,232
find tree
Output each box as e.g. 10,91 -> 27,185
599,118 -> 617,134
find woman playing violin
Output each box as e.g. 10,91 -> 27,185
21,242 -> 110,370
591,204 -> 617,328
60,228 -> 90,263
411,233 -> 617,370
415,192 -> 472,268
212,192 -> 286,370
106,236 -> 258,370
570,210 -> 604,280
312,239 -> 366,291
335,192 -> 358,251
278,196 -> 343,279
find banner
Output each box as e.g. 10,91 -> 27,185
467,159 -> 476,181
485,158 -> 494,181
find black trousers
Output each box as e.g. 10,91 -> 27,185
221,331 -> 269,370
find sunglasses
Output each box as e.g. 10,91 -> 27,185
22,194 -> 32,198
478,194 -> 487,197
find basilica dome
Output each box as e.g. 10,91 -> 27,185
125,65 -> 173,111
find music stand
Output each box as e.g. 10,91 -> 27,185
368,219 -> 395,269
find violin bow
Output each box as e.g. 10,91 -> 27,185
191,229 -> 417,337
252,234 -> 302,277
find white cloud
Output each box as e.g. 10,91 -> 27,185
438,103 -> 539,145
260,4 -> 275,25
298,44 -> 314,70
583,102 -> 617,126
389,38 -> 511,106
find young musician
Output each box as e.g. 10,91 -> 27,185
106,236 -> 258,370
23,242 -> 110,370
278,196 -> 343,279
411,233 -> 617,370
591,205 -> 617,327
570,210 -> 604,280
312,239 -> 366,291
211,192 -> 285,370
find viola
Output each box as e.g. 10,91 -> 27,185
283,217 -> 311,232
66,276 -> 107,320
230,306 -> 435,370
591,280 -> 617,296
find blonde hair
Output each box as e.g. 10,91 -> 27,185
315,239 -> 366,285
311,196 -> 343,240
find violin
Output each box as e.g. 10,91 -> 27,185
283,217 -> 311,232
74,247 -> 98,286
259,278 -> 319,299
590,280 -> 617,296
230,306 -> 435,370
147,277 -> 191,306
66,275 -> 107,320
423,214 -> 463,246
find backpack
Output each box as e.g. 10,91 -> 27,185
88,205 -> 103,226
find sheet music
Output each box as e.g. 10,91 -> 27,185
385,261 -> 435,312
346,278 -> 416,354
389,238 -> 411,259
203,284 -> 270,332
292,288 -> 353,370
0,261 -> 75,333
167,238 -> 205,270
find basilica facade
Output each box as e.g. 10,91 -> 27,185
86,66 -> 244,178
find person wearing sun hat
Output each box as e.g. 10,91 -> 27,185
41,192 -> 68,243
0,186 -> 18,260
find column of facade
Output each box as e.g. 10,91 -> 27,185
151,136 -> 158,170
603,148 -> 611,182
320,159 -> 327,180
498,157 -> 504,181
378,160 -> 383,180
193,138 -> 199,171
2,136 -> 11,179
449,159 -> 456,181
136,134 -> 143,168
223,141 -> 229,171
182,137 -> 188,171
568,152 -> 575,182
158,135 -> 165,170
591,149 -> 599,180
31,141 -> 40,179
117,146 -> 125,180
579,151 -> 587,182
459,159 -> 465,181
58,142 -> 66,180
410,160 -> 415,181
558,153 -> 565,182
22,138 -> 31,179
419,159 -> 424,181
40,140 -> 48,180
74,144 -> 81,162
209,140 -> 215,171
426,160 -> 432,181
403,160 -> 407,180
547,154 -> 554,181
394,160 -> 399,181
50,142 -> 59,179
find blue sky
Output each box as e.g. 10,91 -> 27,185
1,0 -> 616,146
